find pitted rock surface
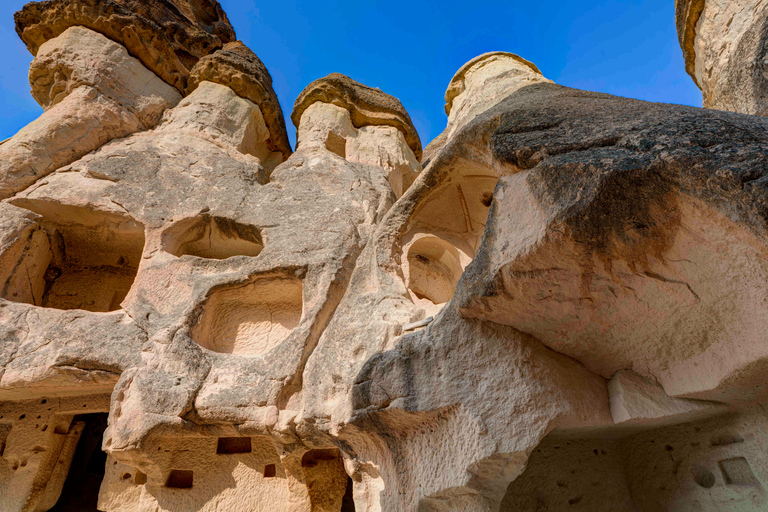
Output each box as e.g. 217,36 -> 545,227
3,1 -> 768,511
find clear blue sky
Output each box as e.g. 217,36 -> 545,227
0,0 -> 702,149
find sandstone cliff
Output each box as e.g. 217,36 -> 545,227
1,1 -> 768,511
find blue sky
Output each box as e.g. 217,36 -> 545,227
0,0 -> 702,149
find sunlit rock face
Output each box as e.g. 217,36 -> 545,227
3,1 -> 768,511
676,0 -> 768,116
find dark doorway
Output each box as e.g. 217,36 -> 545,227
341,476 -> 356,512
50,413 -> 108,512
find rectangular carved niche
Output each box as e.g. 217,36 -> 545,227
217,437 -> 252,454
2,201 -> 144,312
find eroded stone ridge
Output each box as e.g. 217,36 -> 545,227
2,0 -> 768,511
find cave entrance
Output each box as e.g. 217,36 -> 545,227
49,413 -> 108,512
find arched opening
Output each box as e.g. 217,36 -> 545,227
401,165 -> 498,314
1,202 -> 144,312
406,236 -> 465,305
49,414 -> 109,512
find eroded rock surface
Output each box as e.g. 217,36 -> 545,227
676,0 -> 768,115
2,1 -> 768,511
15,0 -> 235,92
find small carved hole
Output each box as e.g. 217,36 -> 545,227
166,470 -> 193,489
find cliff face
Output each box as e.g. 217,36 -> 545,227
1,2 -> 768,512
676,0 -> 768,116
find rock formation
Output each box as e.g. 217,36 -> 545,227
676,0 -> 768,116
1,1 -> 768,511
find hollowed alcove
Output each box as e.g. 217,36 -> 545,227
406,236 -> 465,305
401,168 -> 497,313
300,449 -> 355,512
162,215 -> 263,260
191,277 -> 303,356
1,202 -> 145,312
500,412 -> 768,511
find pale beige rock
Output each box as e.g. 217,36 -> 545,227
29,26 -> 181,114
292,73 -> 422,160
162,81 -> 272,163
4,0 -> 768,509
609,370 -> 726,427
187,41 -> 292,159
676,0 -> 768,115
443,52 -> 551,140
296,101 -> 420,198
0,27 -> 181,200
0,395 -> 110,512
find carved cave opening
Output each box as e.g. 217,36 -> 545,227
50,413 -> 108,512
501,414 -> 767,511
1,202 -> 145,312
403,170 -> 497,312
191,276 -> 303,356
406,236 -> 464,305
162,215 -> 264,260
301,449 -> 355,512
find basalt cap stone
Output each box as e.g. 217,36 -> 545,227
14,0 -> 236,92
674,0 -> 705,86
444,51 -> 543,116
187,41 -> 292,157
291,73 -> 422,160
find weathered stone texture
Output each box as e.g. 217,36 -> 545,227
292,73 -> 422,161
676,0 -> 768,116
0,26 -> 181,200
15,0 -> 235,92
3,1 -> 768,511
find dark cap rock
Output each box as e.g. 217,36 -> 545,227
291,73 -> 422,160
187,41 -> 292,157
15,0 -> 236,92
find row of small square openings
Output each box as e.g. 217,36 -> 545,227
164,437 -> 277,489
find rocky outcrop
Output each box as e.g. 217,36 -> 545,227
676,0 -> 768,116
187,41 -> 293,159
15,0 -> 235,92
292,73 -> 422,160
0,26 -> 181,200
3,1 -> 768,511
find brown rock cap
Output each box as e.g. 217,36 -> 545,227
444,51 -> 543,116
292,73 -> 422,160
15,0 -> 236,92
674,0 -> 705,86
187,41 -> 292,157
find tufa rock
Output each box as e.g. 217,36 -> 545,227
0,26 -> 181,200
15,0 -> 236,92
676,0 -> 768,115
292,72 -> 423,160
4,0 -> 768,509
187,41 -> 293,158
